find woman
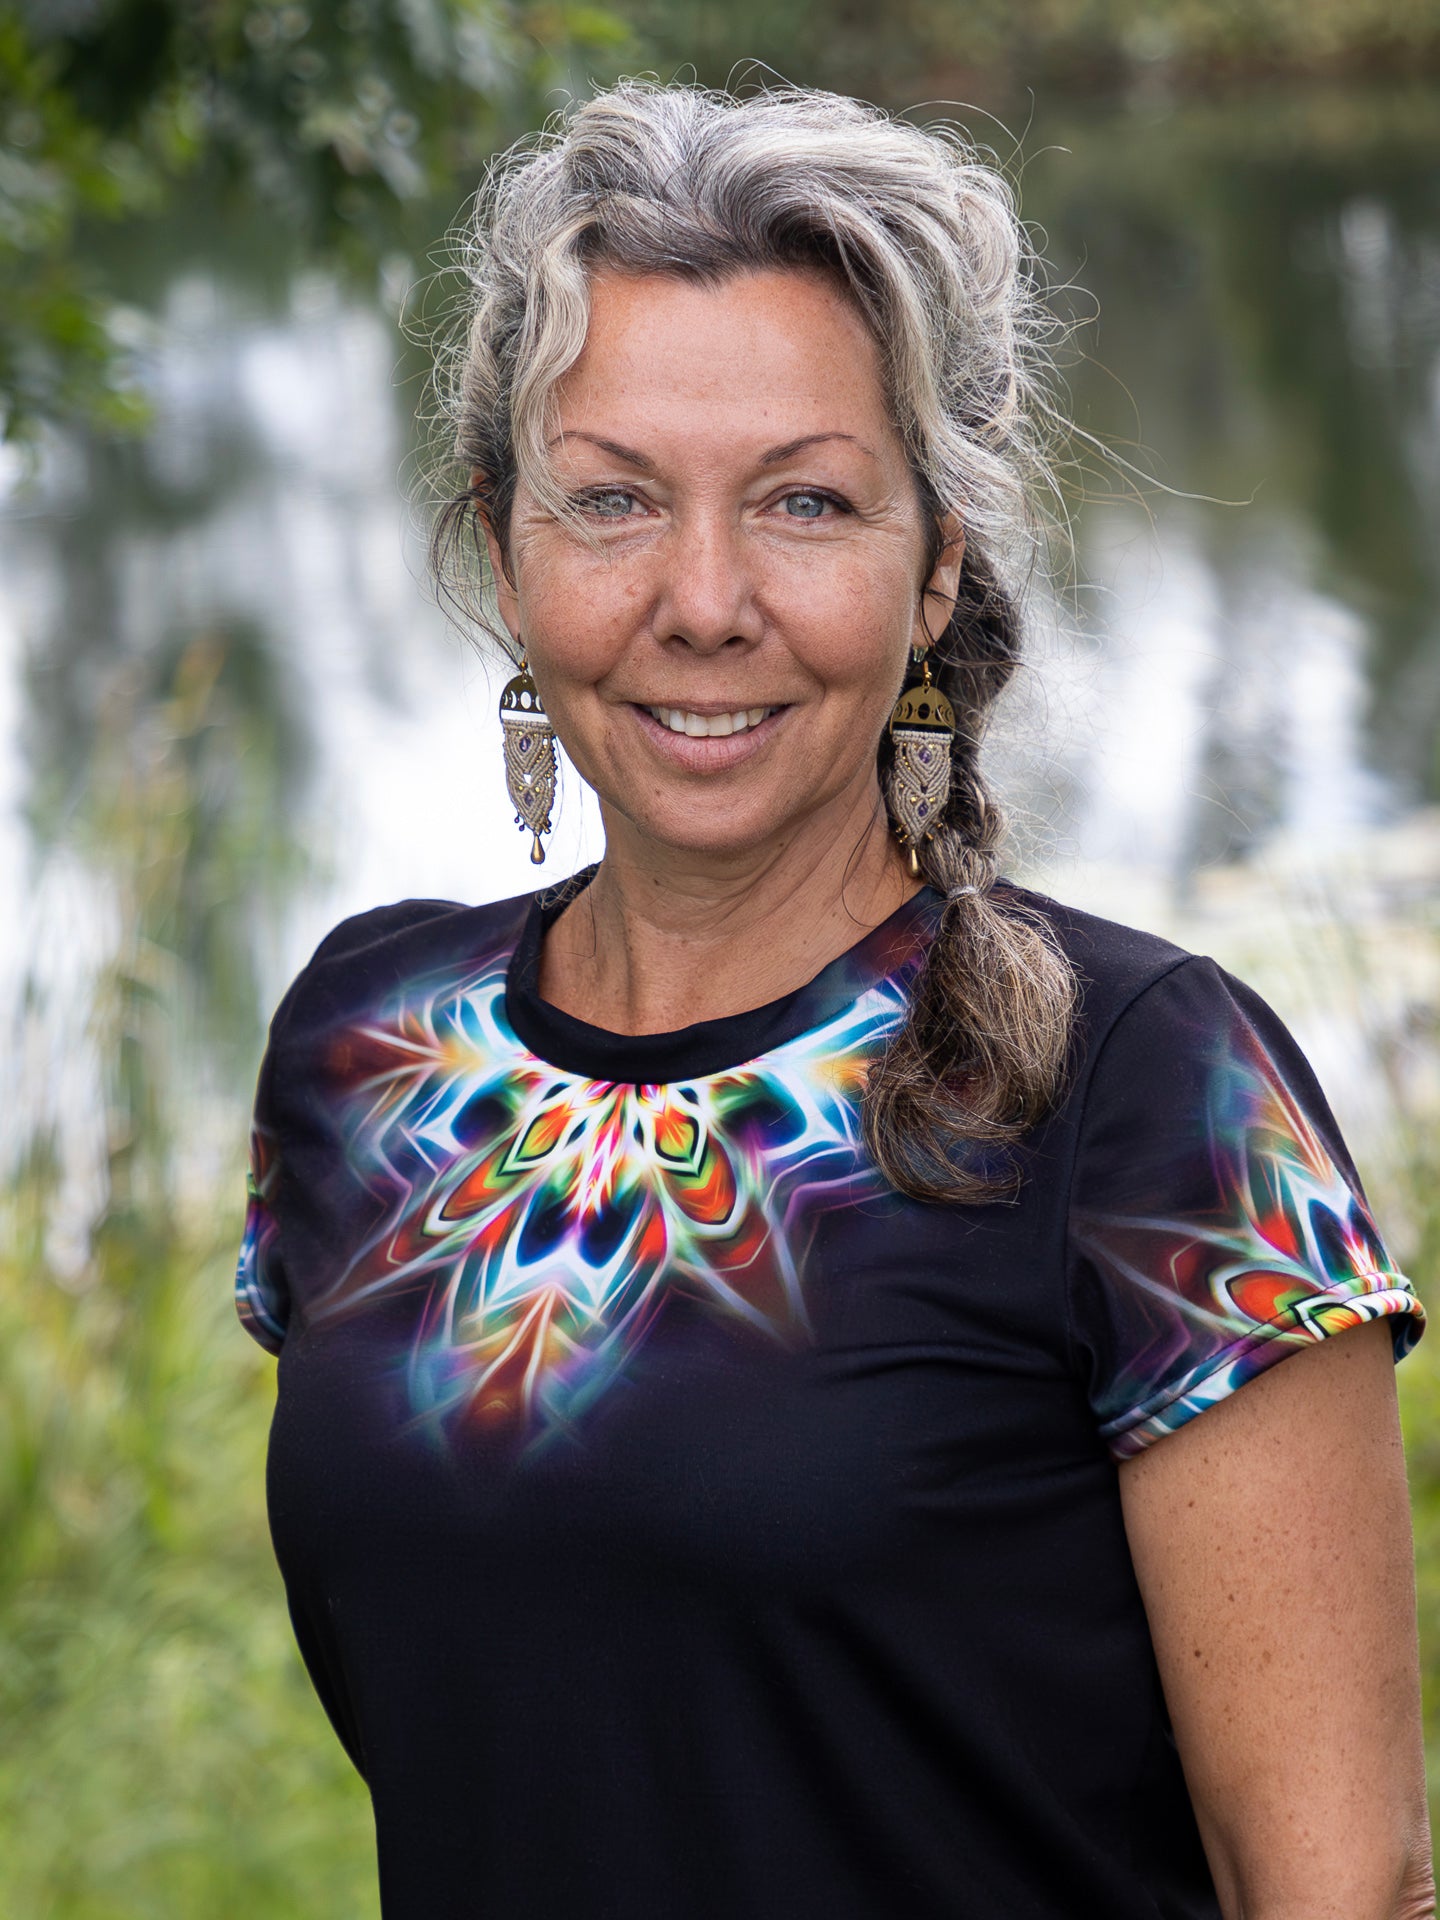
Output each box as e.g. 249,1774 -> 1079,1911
237,83 -> 1434,1918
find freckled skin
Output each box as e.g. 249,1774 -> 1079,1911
494,267 -> 943,861
1121,1320 -> 1434,1917
479,266 -> 962,1035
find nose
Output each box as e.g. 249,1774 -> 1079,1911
651,510 -> 764,654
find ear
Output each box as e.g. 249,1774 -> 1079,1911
914,512 -> 966,652
470,469 -> 521,645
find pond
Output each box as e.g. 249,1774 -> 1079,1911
3,78 -> 1439,1187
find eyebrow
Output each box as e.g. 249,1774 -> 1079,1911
758,432 -> 876,466
546,429 -> 876,471
547,432 -> 657,473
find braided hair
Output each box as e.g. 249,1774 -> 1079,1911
431,81 -> 1078,1204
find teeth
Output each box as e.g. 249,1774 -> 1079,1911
648,706 -> 771,738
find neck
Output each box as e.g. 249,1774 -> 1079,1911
539,782 -> 919,1034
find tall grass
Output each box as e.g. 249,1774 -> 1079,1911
0,638 -> 379,1918
0,1194 -> 379,1919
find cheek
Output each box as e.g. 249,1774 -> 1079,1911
514,547 -> 634,686
782,551 -> 917,691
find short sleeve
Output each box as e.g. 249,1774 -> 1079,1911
235,1077 -> 290,1355
1067,955 -> 1424,1460
231,897 -> 471,1356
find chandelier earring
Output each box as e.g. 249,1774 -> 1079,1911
498,649 -> 557,866
886,644 -> 956,877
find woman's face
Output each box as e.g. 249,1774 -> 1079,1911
486,266 -> 961,865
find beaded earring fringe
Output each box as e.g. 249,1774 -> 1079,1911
887,654 -> 956,865
499,662 -> 557,865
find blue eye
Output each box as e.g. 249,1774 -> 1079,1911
583,489 -> 636,518
784,491 -> 828,519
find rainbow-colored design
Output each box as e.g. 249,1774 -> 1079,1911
236,1125 -> 288,1353
317,947 -> 906,1444
236,910 -> 1424,1460
1081,1018 -> 1423,1457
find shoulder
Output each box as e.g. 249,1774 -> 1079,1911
994,877 -> 1331,1136
264,885 -> 540,1051
994,876 -> 1198,1047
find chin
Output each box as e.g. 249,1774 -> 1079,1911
612,805 -> 802,861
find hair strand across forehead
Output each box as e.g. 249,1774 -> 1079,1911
439,81 -> 1055,561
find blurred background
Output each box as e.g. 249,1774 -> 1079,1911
2,1 -> 1440,1910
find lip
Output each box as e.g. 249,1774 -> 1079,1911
628,702 -> 790,769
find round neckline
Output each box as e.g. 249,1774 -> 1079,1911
502,868 -> 948,1084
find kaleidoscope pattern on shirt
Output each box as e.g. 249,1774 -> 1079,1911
316,948 -> 906,1446
1075,1016 -> 1423,1458
236,1123 -> 287,1353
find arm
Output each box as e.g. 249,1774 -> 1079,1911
1119,1320 -> 1433,1920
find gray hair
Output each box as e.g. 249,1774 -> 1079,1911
432,81 -> 1077,1204
437,80 -> 1050,584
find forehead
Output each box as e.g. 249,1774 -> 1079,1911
554,266 -> 901,450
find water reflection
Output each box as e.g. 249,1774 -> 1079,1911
1011,506 -> 1395,886
1026,87 -> 1440,809
2,85 -> 1438,1183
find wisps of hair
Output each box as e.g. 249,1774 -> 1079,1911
428,79 -> 1077,1204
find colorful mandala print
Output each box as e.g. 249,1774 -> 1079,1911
237,1124 -> 287,1353
314,951 -> 905,1446
1079,1017 -> 1422,1458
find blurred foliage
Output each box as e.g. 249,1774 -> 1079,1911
613,0 -> 1440,105
1383,1081 -> 1440,1835
4,0 -> 1440,444
0,650 -> 378,1917
0,0 -> 628,445
21,424 -> 315,1065
0,1205 -> 380,1918
4,0 -> 1440,1909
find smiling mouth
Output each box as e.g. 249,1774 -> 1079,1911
644,705 -> 779,738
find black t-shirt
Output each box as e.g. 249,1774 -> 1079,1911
237,873 -> 1423,1919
